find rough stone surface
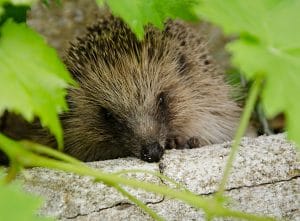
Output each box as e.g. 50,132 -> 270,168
19,134 -> 299,220
161,134 -> 299,194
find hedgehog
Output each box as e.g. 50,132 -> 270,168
1,16 -> 241,163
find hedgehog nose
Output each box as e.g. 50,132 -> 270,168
141,142 -> 164,162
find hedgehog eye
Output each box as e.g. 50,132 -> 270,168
101,107 -> 114,121
158,92 -> 164,105
157,92 -> 167,110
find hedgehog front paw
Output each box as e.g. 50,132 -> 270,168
187,137 -> 200,148
166,136 -> 200,149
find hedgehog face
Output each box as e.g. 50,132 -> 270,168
62,82 -> 170,162
93,92 -> 169,162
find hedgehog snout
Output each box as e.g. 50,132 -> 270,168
140,142 -> 164,162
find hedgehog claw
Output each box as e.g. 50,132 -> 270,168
166,136 -> 199,149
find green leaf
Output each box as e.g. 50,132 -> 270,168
196,0 -> 300,147
0,0 -> 7,16
0,21 -> 75,149
0,0 -> 36,15
0,0 -> 8,5
0,3 -> 30,25
2,0 -> 36,5
0,181 -> 52,221
100,0 -> 198,39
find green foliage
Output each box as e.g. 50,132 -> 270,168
96,0 -> 198,39
0,0 -> 36,15
196,0 -> 300,147
0,0 -> 6,15
0,3 -> 29,25
0,20 -> 75,149
0,180 -> 52,221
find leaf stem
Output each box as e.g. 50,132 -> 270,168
113,169 -> 188,191
216,77 -> 263,197
4,159 -> 20,184
21,141 -> 82,165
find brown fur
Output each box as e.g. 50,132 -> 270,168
1,16 -> 241,162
